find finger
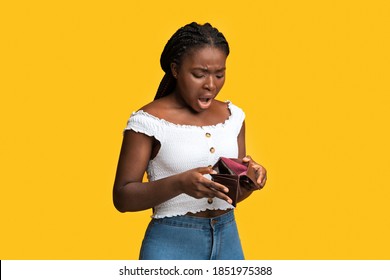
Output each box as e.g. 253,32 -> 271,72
261,175 -> 267,188
206,180 -> 229,194
196,166 -> 217,175
256,166 -> 267,187
215,192 -> 233,205
207,187 -> 232,204
242,155 -> 252,163
211,183 -> 232,204
197,184 -> 232,204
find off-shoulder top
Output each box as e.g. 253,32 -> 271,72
124,101 -> 245,218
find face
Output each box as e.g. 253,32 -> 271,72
171,46 -> 227,112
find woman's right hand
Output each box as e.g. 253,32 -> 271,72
114,130 -> 232,212
176,167 -> 232,204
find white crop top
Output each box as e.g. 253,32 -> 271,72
125,101 -> 245,218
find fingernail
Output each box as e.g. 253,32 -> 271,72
211,170 -> 217,174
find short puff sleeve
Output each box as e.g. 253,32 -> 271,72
124,111 -> 165,142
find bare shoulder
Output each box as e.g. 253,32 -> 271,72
138,98 -> 169,118
212,99 -> 231,116
213,99 -> 230,109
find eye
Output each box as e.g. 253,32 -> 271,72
216,72 -> 225,79
192,72 -> 205,78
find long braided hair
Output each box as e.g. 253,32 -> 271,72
154,22 -> 230,100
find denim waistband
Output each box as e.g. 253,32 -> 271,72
151,210 -> 235,230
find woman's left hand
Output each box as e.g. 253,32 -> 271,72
242,155 -> 267,189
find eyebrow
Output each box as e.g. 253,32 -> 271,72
192,67 -> 226,72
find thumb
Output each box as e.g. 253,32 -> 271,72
242,155 -> 252,163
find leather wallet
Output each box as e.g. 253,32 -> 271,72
210,157 -> 260,207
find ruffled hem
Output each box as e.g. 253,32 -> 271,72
131,100 -> 234,130
151,195 -> 235,219
152,205 -> 235,219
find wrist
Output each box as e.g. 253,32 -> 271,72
171,173 -> 184,195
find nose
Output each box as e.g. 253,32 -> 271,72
204,76 -> 216,91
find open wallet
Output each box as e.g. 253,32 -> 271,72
210,157 -> 261,207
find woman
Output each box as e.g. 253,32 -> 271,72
113,22 -> 267,260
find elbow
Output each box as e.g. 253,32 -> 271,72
113,195 -> 127,213
113,200 -> 127,213
114,200 -> 141,213
112,188 -> 129,213
113,187 -> 140,213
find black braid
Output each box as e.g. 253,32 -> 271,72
154,22 -> 230,100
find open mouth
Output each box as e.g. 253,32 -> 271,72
199,97 -> 211,103
198,97 -> 213,109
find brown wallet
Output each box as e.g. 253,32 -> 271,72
210,157 -> 260,207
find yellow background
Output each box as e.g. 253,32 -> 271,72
1,0 -> 389,259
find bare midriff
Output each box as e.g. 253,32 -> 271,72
186,208 -> 231,218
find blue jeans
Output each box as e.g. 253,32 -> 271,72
139,210 -> 244,260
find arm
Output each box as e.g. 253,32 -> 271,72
113,130 -> 232,213
236,121 -> 267,203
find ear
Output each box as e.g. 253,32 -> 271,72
170,63 -> 178,79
